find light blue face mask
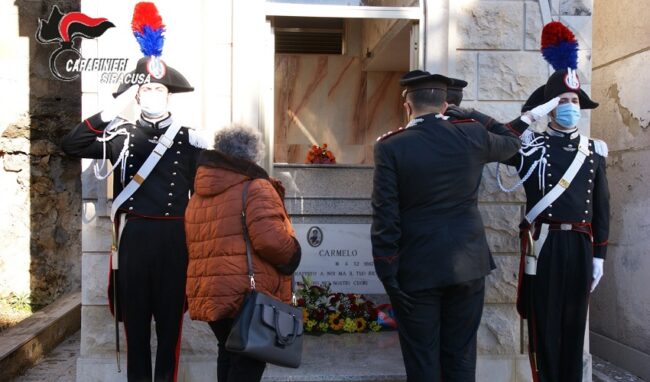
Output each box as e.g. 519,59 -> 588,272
554,103 -> 581,128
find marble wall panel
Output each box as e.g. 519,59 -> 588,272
274,54 -> 403,164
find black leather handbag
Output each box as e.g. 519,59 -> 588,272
225,181 -> 303,368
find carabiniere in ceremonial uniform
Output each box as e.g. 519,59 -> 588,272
61,3 -> 207,381
496,21 -> 610,382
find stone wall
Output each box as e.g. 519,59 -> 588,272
590,0 -> 650,380
0,0 -> 81,308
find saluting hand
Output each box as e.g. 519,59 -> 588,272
521,96 -> 561,125
100,84 -> 139,123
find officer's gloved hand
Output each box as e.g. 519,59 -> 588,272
591,258 -> 605,292
100,85 -> 139,123
445,105 -> 472,120
521,96 -> 561,125
382,277 -> 415,315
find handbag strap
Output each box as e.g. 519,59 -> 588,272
240,180 -> 296,298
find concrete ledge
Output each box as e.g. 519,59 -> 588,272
0,291 -> 81,380
591,331 -> 650,381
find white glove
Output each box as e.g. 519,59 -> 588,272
591,258 -> 604,292
100,85 -> 139,122
521,96 -> 561,125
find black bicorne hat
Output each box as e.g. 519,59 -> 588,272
113,57 -> 194,97
522,70 -> 598,112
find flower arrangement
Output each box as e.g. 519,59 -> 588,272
296,275 -> 383,334
306,143 -> 336,164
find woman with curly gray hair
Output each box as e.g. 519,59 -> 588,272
185,124 -> 301,382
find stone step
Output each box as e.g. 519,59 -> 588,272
0,292 -> 81,381
262,331 -> 406,382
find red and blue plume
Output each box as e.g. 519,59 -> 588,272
131,2 -> 165,57
541,21 -> 578,71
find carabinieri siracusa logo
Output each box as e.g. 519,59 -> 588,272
36,5 -> 115,81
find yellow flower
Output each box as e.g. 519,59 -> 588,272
305,319 -> 317,332
318,322 -> 329,332
369,321 -> 382,332
343,318 -> 356,333
355,318 -> 367,332
302,309 -> 309,322
328,312 -> 345,331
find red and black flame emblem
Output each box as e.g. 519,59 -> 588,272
36,5 -> 115,81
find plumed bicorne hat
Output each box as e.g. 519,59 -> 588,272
522,21 -> 598,112
113,2 -> 193,97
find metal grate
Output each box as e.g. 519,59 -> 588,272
274,17 -> 344,54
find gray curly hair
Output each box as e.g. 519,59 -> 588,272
213,123 -> 265,163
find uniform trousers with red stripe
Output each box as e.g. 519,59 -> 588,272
526,229 -> 592,382
117,218 -> 188,382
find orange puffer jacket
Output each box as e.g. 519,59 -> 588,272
185,151 -> 299,322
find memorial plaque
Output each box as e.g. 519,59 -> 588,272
294,224 -> 384,294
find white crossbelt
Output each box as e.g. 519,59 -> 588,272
524,134 -> 589,225
110,121 -> 183,221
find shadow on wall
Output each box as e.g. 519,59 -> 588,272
11,0 -> 82,309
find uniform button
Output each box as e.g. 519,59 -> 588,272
170,183 -> 175,186
172,172 -> 177,176
548,184 -> 553,187
176,151 -> 181,154
548,213 -> 553,217
129,164 -> 133,168
582,220 -> 586,223
178,141 -> 182,145
129,154 -> 134,157
546,154 -> 550,158
587,190 -> 591,194
180,131 -> 184,135
588,179 -> 592,183
585,210 -> 589,214
130,144 -> 134,147
128,207 -> 133,211
129,175 -> 133,179
547,173 -> 552,177
129,197 -> 134,201
549,204 -> 553,208
168,203 -> 172,206
165,212 -> 170,216
168,193 -> 173,196
154,136 -> 159,140
174,161 -> 178,165
131,134 -> 135,137
586,200 -> 590,204
547,163 -> 551,167
590,159 -> 594,163
546,144 -> 550,148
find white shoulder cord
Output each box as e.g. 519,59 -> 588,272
93,117 -> 131,185
496,129 -> 548,193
